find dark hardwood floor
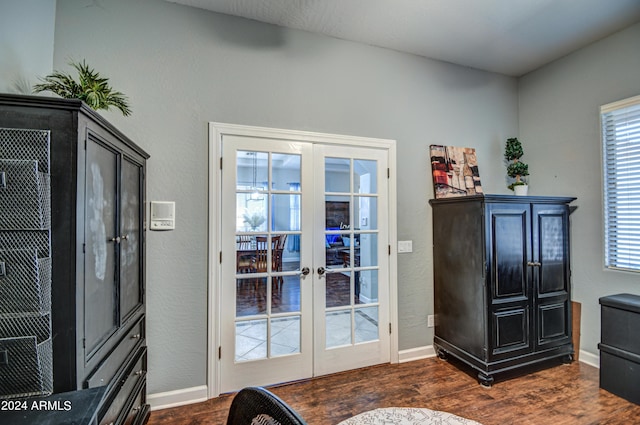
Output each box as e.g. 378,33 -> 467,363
147,357 -> 640,425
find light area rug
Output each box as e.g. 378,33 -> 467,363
337,407 -> 483,425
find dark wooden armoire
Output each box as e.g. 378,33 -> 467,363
0,94 -> 149,424
429,194 -> 575,386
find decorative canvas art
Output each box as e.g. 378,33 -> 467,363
430,145 -> 483,198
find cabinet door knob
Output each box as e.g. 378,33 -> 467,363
121,234 -> 129,241
131,333 -> 141,339
109,236 -> 121,243
134,369 -> 144,376
527,261 -> 541,267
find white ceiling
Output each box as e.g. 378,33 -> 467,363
167,0 -> 640,76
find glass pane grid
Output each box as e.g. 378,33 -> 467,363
235,149 -> 305,362
235,312 -> 302,362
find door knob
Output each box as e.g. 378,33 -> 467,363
317,266 -> 326,276
301,267 -> 310,276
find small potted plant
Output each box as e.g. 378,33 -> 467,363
243,212 -> 265,231
33,59 -> 131,116
505,137 -> 529,196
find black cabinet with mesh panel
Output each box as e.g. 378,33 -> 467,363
0,94 -> 149,425
429,194 -> 575,386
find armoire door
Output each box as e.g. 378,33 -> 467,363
84,134 -> 119,359
532,203 -> 571,350
486,202 -> 534,360
119,156 -> 144,322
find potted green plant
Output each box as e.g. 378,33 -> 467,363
243,212 -> 266,231
505,137 -> 529,195
33,60 -> 131,116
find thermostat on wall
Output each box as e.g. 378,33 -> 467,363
150,201 -> 175,230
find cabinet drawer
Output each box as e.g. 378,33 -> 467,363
123,382 -> 149,425
100,347 -> 147,425
86,317 -> 144,389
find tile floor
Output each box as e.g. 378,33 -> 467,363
235,308 -> 379,361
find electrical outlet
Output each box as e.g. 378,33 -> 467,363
428,315 -> 435,328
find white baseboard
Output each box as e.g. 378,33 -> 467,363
398,345 -> 600,369
148,385 -> 208,411
578,350 -> 599,368
398,345 -> 436,363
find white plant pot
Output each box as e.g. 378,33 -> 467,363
514,185 -> 529,196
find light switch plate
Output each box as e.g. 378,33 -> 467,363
397,240 -> 413,253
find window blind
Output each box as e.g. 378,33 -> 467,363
601,95 -> 640,272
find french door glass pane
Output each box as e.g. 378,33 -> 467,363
236,151 -> 268,191
355,196 -> 378,230
272,153 -> 300,191
236,277 -> 267,316
271,316 -> 301,357
271,194 -> 300,231
353,159 -> 377,194
358,270 -> 379,302
326,310 -> 351,349
355,307 -> 379,343
236,319 -> 267,361
325,195 -> 350,229
237,194 -> 267,232
325,158 -> 350,193
272,276 -> 301,313
358,234 -> 378,268
326,272 -> 352,308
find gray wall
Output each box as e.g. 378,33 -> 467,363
519,22 -> 640,357
0,0 -> 56,93
5,0 -> 519,395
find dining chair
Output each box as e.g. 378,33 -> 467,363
274,234 -> 287,288
236,235 -> 254,274
225,386 -> 307,425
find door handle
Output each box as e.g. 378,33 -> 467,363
527,261 -> 541,267
301,267 -> 310,276
317,266 -> 326,276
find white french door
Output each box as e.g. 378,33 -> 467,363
313,144 -> 390,376
219,135 -> 314,393
215,125 -> 392,394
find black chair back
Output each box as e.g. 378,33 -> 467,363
226,387 -> 307,425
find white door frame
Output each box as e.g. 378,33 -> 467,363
207,122 -> 398,398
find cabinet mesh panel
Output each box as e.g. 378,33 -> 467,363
0,250 -> 51,314
0,128 -> 50,173
0,128 -> 52,399
0,160 -> 51,230
0,231 -> 50,258
0,336 -> 53,398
